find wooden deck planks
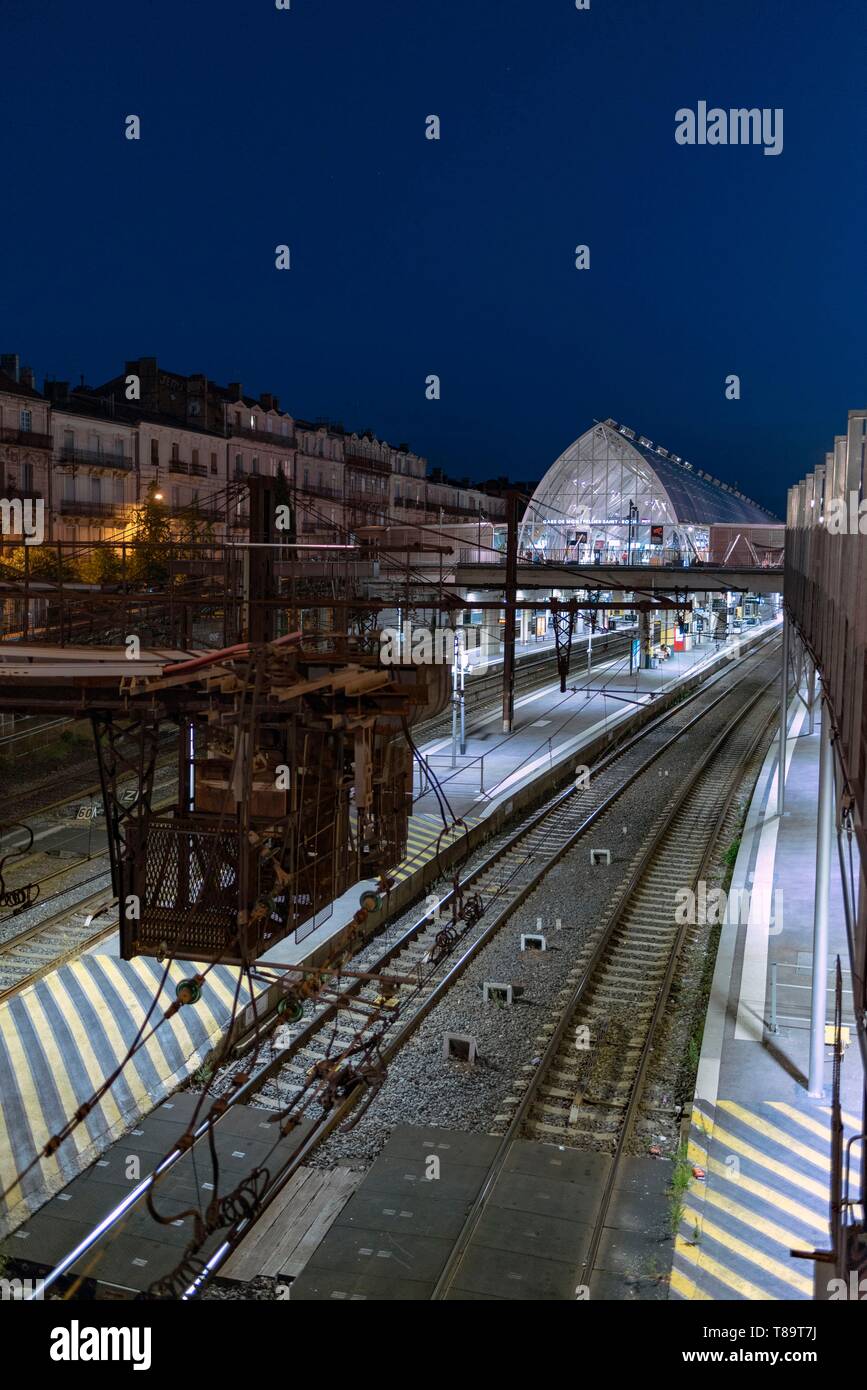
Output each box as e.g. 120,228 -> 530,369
221,1165 -> 361,1283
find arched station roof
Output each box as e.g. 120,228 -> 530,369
519,421 -> 779,560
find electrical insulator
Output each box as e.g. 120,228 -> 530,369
277,994 -> 304,1023
176,977 -> 203,1005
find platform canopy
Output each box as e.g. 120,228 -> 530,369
519,420 -> 780,565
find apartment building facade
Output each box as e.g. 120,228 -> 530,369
0,352 -> 505,550
0,357 -> 52,539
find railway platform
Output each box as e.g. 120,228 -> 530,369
672,693 -> 864,1301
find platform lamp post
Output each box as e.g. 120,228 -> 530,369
627,500 -> 638,565
450,630 -> 470,767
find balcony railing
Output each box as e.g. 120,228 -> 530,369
345,449 -> 390,475
440,504 -> 486,519
231,424 -> 294,448
298,481 -> 341,501
345,486 -> 388,504
58,447 -> 133,472
0,427 -> 52,449
59,498 -> 121,518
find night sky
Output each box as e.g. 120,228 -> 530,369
2,0 -> 864,515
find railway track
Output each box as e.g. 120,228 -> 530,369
33,629 -> 782,1297
430,659 -> 781,1299
0,776 -> 179,1001
0,887 -> 116,1002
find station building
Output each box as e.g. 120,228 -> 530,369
519,419 -> 782,567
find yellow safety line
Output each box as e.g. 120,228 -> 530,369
701,1185 -> 813,1254
70,963 -> 156,1118
669,1264 -> 711,1301
674,1234 -> 777,1300
819,1104 -> 863,1132
0,993 -> 78,1141
717,1100 -> 834,1174
0,1006 -> 66,1207
682,1205 -> 812,1295
25,986 -> 115,1155
0,1106 -> 31,1224
765,1101 -> 833,1142
687,1141 -> 828,1234
768,1102 -> 863,1167
696,1122 -> 828,1201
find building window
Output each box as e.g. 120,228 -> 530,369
151,439 -> 159,465
19,409 -> 32,432
171,442 -> 179,462
192,448 -> 199,467
22,462 -> 34,491
210,452 -> 218,474
235,454 -> 242,475
63,430 -> 74,455
252,456 -> 259,474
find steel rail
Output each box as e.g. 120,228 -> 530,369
430,672 -> 780,1299
0,894 -> 116,1005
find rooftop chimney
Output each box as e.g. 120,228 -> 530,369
228,381 -> 242,400
1,353 -> 20,382
20,365 -> 36,390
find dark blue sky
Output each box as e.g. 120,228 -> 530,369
2,0 -> 864,515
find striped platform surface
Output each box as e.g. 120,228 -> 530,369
0,954 -> 251,1237
0,814 -> 478,1237
390,811 -> 479,885
671,1098 -> 863,1300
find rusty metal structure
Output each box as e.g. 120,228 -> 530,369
0,633 -> 424,966
120,637 -> 417,963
